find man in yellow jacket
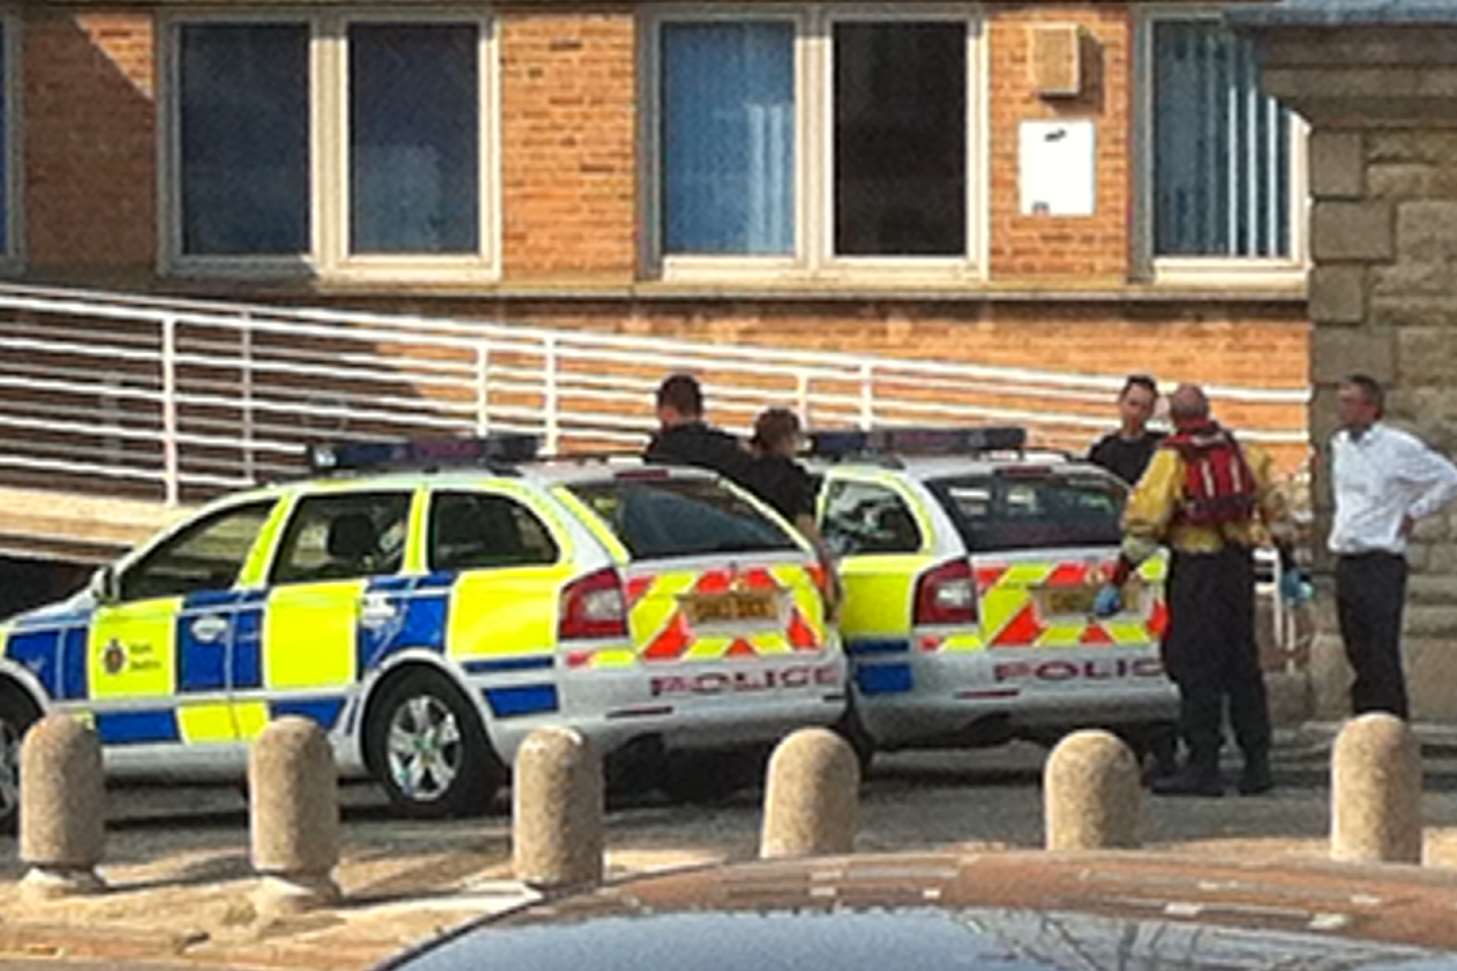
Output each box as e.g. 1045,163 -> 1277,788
1094,383 -> 1292,797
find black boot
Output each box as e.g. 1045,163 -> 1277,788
1151,762 -> 1224,797
1237,753 -> 1273,796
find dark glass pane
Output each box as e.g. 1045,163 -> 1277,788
179,24 -> 310,256
833,22 -> 965,256
349,23 -> 479,255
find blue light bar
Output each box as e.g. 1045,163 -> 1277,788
808,426 -> 1026,458
306,434 -> 541,474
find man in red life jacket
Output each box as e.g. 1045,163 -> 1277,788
1093,384 -> 1294,797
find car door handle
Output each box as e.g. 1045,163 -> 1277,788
189,614 -> 229,643
359,597 -> 399,630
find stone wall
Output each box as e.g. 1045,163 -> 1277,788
1248,21 -> 1457,723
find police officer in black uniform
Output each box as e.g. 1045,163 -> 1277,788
1088,373 -> 1178,784
643,373 -> 753,486
1088,374 -> 1164,486
743,407 -> 842,617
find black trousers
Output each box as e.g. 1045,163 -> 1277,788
1335,552 -> 1409,720
1162,547 -> 1270,769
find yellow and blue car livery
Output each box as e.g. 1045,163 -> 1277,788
0,446 -> 843,822
813,434 -> 1177,762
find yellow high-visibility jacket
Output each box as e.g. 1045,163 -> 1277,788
1121,437 -> 1291,564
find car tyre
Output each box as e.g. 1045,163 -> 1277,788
658,748 -> 762,805
832,703 -> 876,777
365,668 -> 503,819
0,683 -> 41,835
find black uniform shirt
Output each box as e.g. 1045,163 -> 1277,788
743,454 -> 817,522
644,421 -> 753,486
1088,430 -> 1166,486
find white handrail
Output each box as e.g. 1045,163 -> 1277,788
0,283 -> 1311,505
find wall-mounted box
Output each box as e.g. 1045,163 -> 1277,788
1029,24 -> 1082,98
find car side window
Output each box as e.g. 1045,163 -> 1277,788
270,491 -> 413,584
120,499 -> 277,602
428,491 -> 558,571
820,480 -> 922,555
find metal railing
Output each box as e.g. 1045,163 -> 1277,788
0,283 -> 1310,506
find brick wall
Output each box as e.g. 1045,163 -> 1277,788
24,9 -> 155,271
987,5 -> 1130,281
499,9 -> 637,282
8,4 -> 1309,476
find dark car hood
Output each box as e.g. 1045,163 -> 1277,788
378,852 -> 1457,971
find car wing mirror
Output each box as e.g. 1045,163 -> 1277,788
89,564 -> 120,605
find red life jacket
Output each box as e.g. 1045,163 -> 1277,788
1161,421 -> 1258,526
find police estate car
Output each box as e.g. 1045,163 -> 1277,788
0,436 -> 844,827
811,427 -> 1177,769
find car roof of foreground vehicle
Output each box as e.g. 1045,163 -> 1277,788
204,438 -> 722,506
374,849 -> 1457,971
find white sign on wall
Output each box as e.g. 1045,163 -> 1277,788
1019,119 -> 1096,217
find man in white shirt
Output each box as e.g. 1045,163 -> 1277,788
1329,373 -> 1457,719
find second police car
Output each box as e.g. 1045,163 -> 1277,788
811,427 -> 1178,770
0,435 -> 844,827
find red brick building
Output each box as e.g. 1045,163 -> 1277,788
4,2 -> 1309,467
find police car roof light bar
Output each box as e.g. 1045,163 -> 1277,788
808,425 -> 1027,459
306,433 -> 541,475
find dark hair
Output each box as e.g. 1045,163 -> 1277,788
1344,373 -> 1385,417
656,373 -> 703,417
751,408 -> 801,451
1120,374 -> 1158,400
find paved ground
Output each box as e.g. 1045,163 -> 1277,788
3,729 -> 1457,969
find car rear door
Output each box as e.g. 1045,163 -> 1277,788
818,474 -> 937,695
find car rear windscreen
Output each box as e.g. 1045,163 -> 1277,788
927,470 -> 1126,552
566,477 -> 801,559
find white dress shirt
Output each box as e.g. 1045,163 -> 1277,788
1328,422 -> 1457,555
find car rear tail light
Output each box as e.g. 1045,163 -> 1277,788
914,558 -> 977,626
559,567 -> 628,640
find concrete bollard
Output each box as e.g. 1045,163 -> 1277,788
249,717 -> 341,914
18,714 -> 107,900
1044,730 -> 1141,851
512,727 -> 603,890
760,728 -> 859,859
1331,713 -> 1423,864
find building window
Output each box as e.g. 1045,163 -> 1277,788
833,22 -> 965,258
1139,13 -> 1306,281
648,7 -> 983,280
661,22 -> 794,256
178,24 -> 310,257
164,14 -> 497,280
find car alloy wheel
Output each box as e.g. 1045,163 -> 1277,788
386,694 -> 463,803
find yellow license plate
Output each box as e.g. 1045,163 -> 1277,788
680,593 -> 776,624
1042,586 -> 1139,615
1045,588 -> 1096,615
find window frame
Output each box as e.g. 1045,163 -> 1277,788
1132,5 -> 1309,288
0,9 -> 23,274
158,8 -> 500,283
641,4 -> 986,284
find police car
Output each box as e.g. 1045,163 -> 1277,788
811,427 -> 1176,769
0,435 -> 844,827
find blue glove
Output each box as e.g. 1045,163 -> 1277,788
1280,569 -> 1313,604
1092,584 -> 1122,618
